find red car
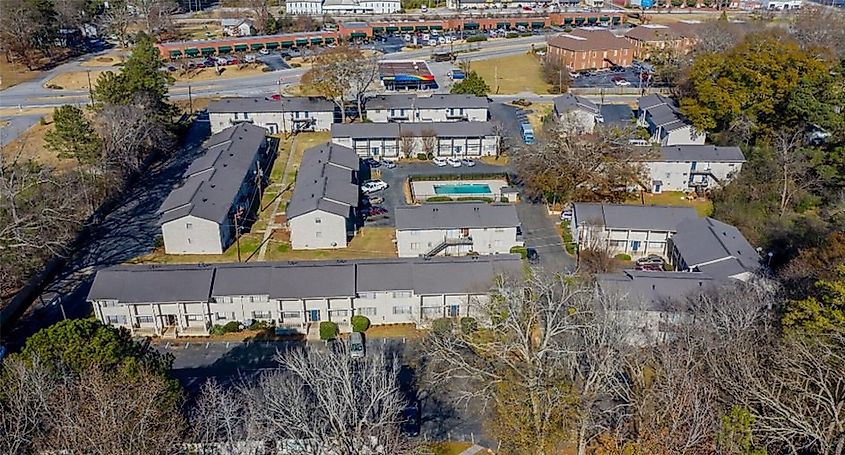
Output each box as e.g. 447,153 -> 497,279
269,94 -> 282,100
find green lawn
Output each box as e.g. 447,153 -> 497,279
468,53 -> 551,95
264,226 -> 398,261
625,191 -> 714,217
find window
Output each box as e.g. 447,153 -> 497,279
422,307 -> 442,316
243,112 -> 250,119
186,315 -> 202,321
106,315 -> 126,324
393,306 -> 413,315
410,242 -> 420,250
359,292 -> 376,299
330,309 -> 349,317
392,291 -> 412,298
357,307 -> 377,316
282,311 -> 301,319
186,222 -> 193,230
494,228 -> 504,232
315,231 -> 322,238
137,315 -> 154,324
252,311 -> 272,319
410,231 -> 420,236
216,312 -> 228,320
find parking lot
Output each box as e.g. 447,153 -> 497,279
570,67 -> 655,89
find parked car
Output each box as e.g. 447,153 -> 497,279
560,208 -> 573,221
461,158 -> 476,167
368,206 -> 387,216
526,248 -> 540,264
446,157 -> 462,168
636,255 -> 665,267
361,180 -> 388,193
613,78 -> 632,87
258,48 -> 269,55
432,157 -> 448,167
364,157 -> 382,168
366,195 -> 384,204
382,159 -> 397,169
349,332 -> 365,358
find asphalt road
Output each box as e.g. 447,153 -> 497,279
0,114 -> 43,147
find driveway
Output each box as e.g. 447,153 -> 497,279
517,202 -> 575,274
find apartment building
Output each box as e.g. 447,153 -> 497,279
158,124 -> 271,255
365,94 -> 490,123
287,143 -> 360,250
546,27 -> 633,71
553,94 -> 601,134
571,203 -> 699,259
637,94 -> 705,146
207,96 -> 336,135
670,217 -> 760,281
331,122 -> 499,159
87,255 -> 522,337
286,0 -> 400,14
644,145 -> 745,193
395,203 -> 522,258
624,22 -> 703,59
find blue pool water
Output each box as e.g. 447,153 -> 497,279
433,183 -> 493,195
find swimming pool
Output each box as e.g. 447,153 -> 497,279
433,183 -> 493,195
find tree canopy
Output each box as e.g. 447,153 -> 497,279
45,105 -> 102,165
94,32 -> 173,113
450,70 -> 490,97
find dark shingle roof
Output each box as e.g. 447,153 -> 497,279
596,269 -> 715,311
158,124 -> 267,224
573,203 -> 698,232
286,143 -> 358,220
554,94 -> 599,116
671,217 -> 760,278
658,145 -> 745,162
332,122 -> 496,139
599,104 -> 635,126
207,96 -> 335,113
366,94 -> 489,110
395,203 -> 519,230
87,256 -> 523,303
548,28 -> 632,52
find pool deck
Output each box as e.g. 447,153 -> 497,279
411,179 -> 509,201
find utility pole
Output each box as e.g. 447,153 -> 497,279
234,206 -> 244,262
188,85 -> 193,114
277,79 -> 287,137
86,70 -> 94,106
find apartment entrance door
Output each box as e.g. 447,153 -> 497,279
309,310 -> 321,322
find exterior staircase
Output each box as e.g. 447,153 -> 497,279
424,237 -> 473,258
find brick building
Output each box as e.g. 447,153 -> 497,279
546,27 -> 633,71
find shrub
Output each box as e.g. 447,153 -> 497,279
460,317 -> 478,334
456,196 -> 493,202
510,246 -> 528,259
500,196 -> 509,203
153,235 -> 164,248
614,253 -> 632,261
249,320 -> 270,330
223,321 -> 241,332
210,325 -> 226,336
426,196 -> 454,202
351,315 -> 371,332
319,321 -> 339,340
416,152 -> 428,160
431,318 -> 453,335
290,62 -> 302,68
466,35 -> 488,43
505,32 -> 519,39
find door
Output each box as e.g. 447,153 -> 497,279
165,314 -> 176,326
449,305 -> 460,318
309,310 -> 320,322
653,182 -> 662,193
631,240 -> 641,253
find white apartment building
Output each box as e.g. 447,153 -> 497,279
286,0 -> 400,15
207,97 -> 336,135
365,94 -> 490,123
638,94 -> 705,146
571,203 -> 699,259
670,217 -> 760,281
395,203 -> 522,258
331,122 -> 500,159
158,124 -> 270,255
88,255 -> 522,337
644,145 -> 745,193
286,0 -> 324,14
286,143 -> 360,250
553,94 -> 601,134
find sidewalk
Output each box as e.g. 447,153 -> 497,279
458,444 -> 492,455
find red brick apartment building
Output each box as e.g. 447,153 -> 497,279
624,21 -> 704,60
546,28 -> 634,71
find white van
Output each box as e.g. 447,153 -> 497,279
349,332 -> 365,358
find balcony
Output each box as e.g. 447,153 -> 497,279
425,237 -> 473,258
229,118 -> 254,125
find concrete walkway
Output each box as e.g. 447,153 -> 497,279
256,134 -> 299,261
458,444 -> 490,455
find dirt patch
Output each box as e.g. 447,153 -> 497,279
1,116 -> 74,171
0,60 -> 44,90
170,63 -> 269,82
80,51 -> 128,67
44,70 -> 106,91
172,96 -> 217,115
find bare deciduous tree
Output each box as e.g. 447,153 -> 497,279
420,129 -> 438,157
95,96 -> 174,174
400,131 -> 416,158
130,0 -> 179,39
99,4 -> 133,48
0,358 -> 56,455
301,46 -> 367,123
190,379 -> 250,455
773,128 -> 817,217
243,346 -> 415,455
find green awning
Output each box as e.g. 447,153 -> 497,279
350,32 -> 367,38
430,25 -> 442,30
386,26 -> 399,32
217,45 -> 232,53
531,22 -> 544,28
184,48 -> 199,56
169,50 -> 182,57
464,22 -> 479,29
234,44 -> 248,51
372,26 -> 384,32
265,42 -> 279,49
201,47 -> 215,55
496,22 -> 509,29
563,17 -> 573,24
325,37 -> 335,43
295,38 -> 308,45
400,25 -> 413,31
516,22 -> 529,26
311,37 -> 323,44
612,17 -> 621,24
588,17 -> 598,23
415,25 -> 428,31
600,16 -> 610,22
574,17 -> 585,25
251,43 -> 264,50
281,41 -> 293,47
